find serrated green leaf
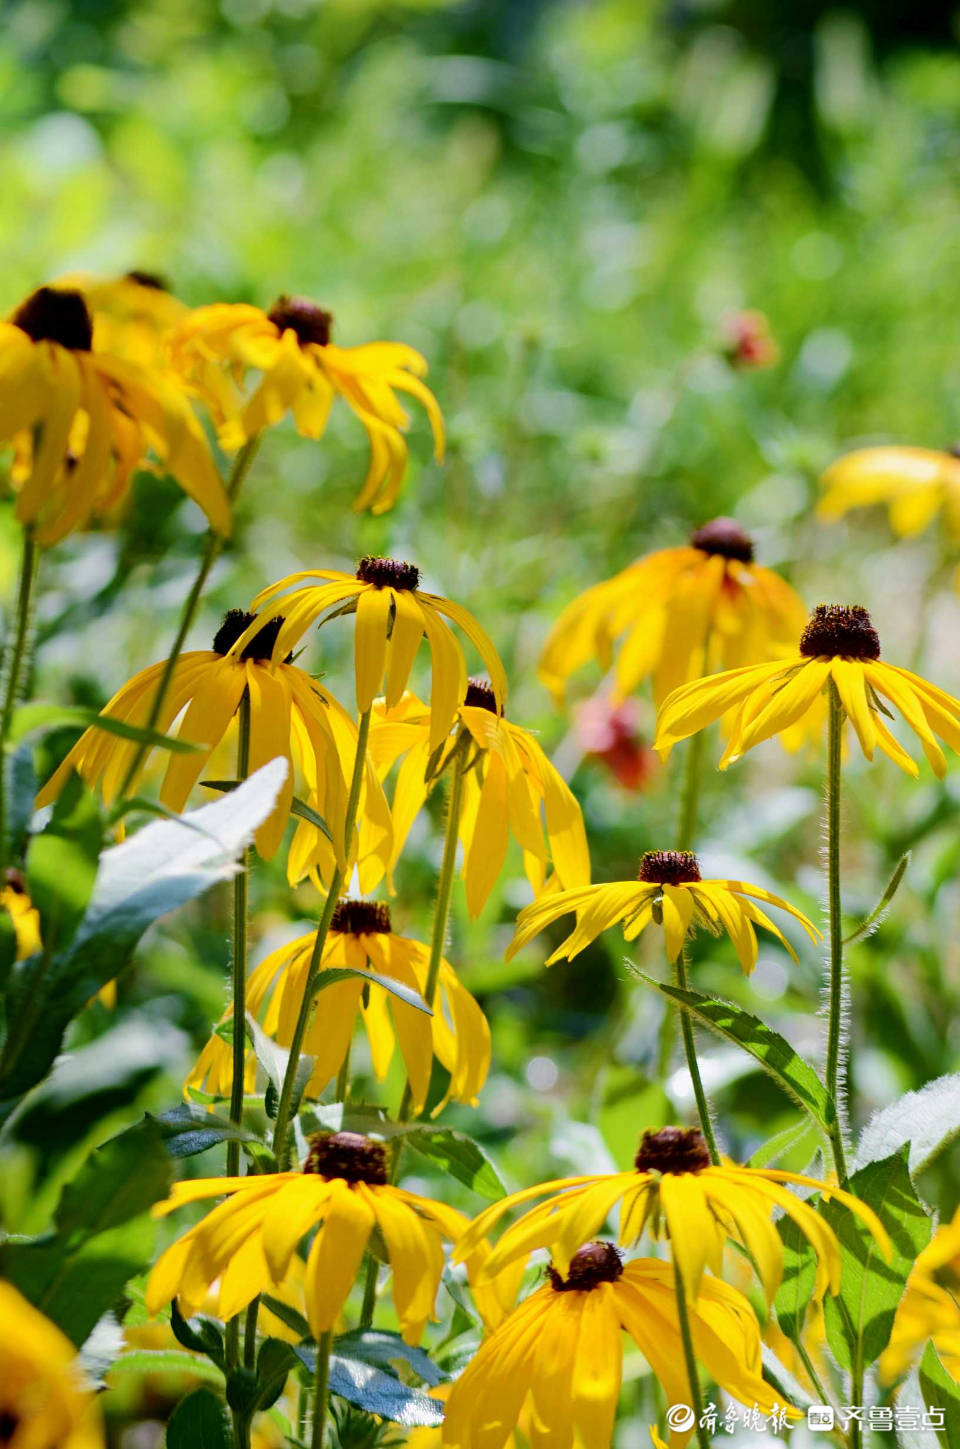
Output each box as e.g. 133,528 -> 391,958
854,1074 -> 960,1177
335,1329 -> 447,1387
166,1388 -> 232,1449
919,1343 -> 960,1449
149,1103 -> 260,1159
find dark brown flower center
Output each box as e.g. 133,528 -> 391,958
212,608 -> 290,663
303,1131 -> 388,1185
548,1241 -> 623,1292
0,1411 -> 20,1445
635,1126 -> 711,1174
464,677 -> 499,714
799,604 -> 880,660
267,295 -> 333,348
331,899 -> 392,935
4,868 -> 26,897
638,850 -> 701,886
690,517 -> 754,564
356,556 -> 420,591
126,270 -> 169,291
13,287 -> 93,352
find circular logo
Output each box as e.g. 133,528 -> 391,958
666,1406 -> 696,1431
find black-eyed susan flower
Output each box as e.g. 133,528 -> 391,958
456,1126 -> 889,1304
655,603 -> 960,779
879,1204 -> 960,1384
232,557 -> 507,752
186,899 -> 490,1115
1,870 -> 40,959
369,682 -> 590,918
146,1131 -> 470,1343
538,518 -> 807,708
443,1241 -> 794,1449
56,270 -> 188,370
506,849 -> 817,974
167,297 -> 444,513
0,284 -> 229,546
36,609 -> 392,867
0,1279 -> 104,1448
819,445 -> 960,539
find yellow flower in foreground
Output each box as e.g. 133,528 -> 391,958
443,1242 -> 795,1449
456,1127 -> 890,1304
880,1204 -> 960,1384
232,557 -> 507,751
147,1131 -> 469,1342
1,285 -> 229,545
0,1279 -> 104,1448
36,609 -> 392,868
57,270 -> 188,370
168,297 -> 444,513
370,685 -> 590,918
819,445 -> 960,539
1,872 -> 41,959
186,899 -> 490,1115
539,517 -> 806,707
655,603 -> 960,779
507,849 -> 817,974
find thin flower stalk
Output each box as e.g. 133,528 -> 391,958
673,1256 -> 711,1449
0,530 -> 39,881
825,681 -> 851,1187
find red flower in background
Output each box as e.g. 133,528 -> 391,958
576,696 -> 655,790
722,310 -> 779,370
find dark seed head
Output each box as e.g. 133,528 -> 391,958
947,444 -> 960,460
331,899 -> 392,936
799,604 -> 880,661
4,868 -> 26,897
267,295 -> 333,348
12,286 -> 93,352
0,1411 -> 20,1445
355,556 -> 420,592
690,517 -> 755,564
125,269 -> 169,291
635,1126 -> 711,1175
638,850 -> 701,886
303,1131 -> 388,1185
212,608 -> 289,663
547,1241 -> 623,1292
463,677 -> 499,714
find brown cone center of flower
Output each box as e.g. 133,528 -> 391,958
464,677 -> 499,714
635,1126 -> 711,1174
331,899 -> 392,935
799,604 -> 880,660
13,287 -> 93,352
638,850 -> 701,886
268,295 -> 333,347
303,1131 -> 388,1185
126,269 -> 169,291
690,517 -> 754,564
4,868 -> 26,897
0,1411 -> 20,1445
212,608 -> 290,663
548,1241 -> 623,1292
356,555 -> 420,591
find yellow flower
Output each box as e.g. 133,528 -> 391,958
1,873 -> 41,959
655,603 -> 960,779
0,1279 -> 104,1448
36,609 -> 392,868
819,445 -> 960,539
506,848 -> 817,974
167,297 -> 444,513
186,898 -> 490,1115
0,285 -> 229,546
455,1126 -> 890,1305
369,685 -> 591,918
880,1204 -> 960,1384
56,270 -> 188,370
538,517 -> 807,707
146,1131 -> 470,1343
442,1241 -> 795,1449
232,557 -> 507,752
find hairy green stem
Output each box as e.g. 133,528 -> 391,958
673,1256 -> 711,1449
0,530 -> 38,879
675,946 -> 720,1165
312,1329 -> 333,1449
225,691 -> 252,1386
825,682 -> 850,1187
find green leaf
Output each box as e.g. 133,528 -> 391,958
854,1074 -> 960,1177
245,1013 -> 314,1121
5,738 -> 37,863
312,966 -> 432,1015
404,1128 -> 505,1200
11,701 -> 200,753
773,1215 -> 819,1343
335,1329 -> 447,1387
919,1343 -> 960,1449
260,1294 -> 311,1341
203,778 -> 334,844
255,1337 -> 301,1411
171,1301 -> 226,1369
149,1103 -> 261,1159
26,772 -> 101,955
634,973 -> 833,1133
843,851 -> 910,945
55,1116 -> 173,1238
748,1119 -> 821,1171
821,1147 -> 932,1372
295,1345 -> 444,1427
166,1388 -> 232,1449
108,1349 -> 224,1385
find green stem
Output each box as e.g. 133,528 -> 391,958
270,708 -> 371,1166
673,1256 -> 711,1449
243,1296 -> 259,1369
359,1253 -> 379,1330
227,689 -> 252,1180
675,946 -> 720,1165
0,530 -> 38,878
312,1329 -> 333,1449
335,1040 -> 352,1104
825,682 -> 850,1188
676,728 -> 706,853
118,434 -> 260,800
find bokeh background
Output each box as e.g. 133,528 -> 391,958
2,1 -> 960,1441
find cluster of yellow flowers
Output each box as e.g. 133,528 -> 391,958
1,271 -> 958,1448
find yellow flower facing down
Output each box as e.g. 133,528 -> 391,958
880,1204 -> 960,1384
370,684 -> 591,919
146,1131 -> 470,1343
539,517 -> 807,708
456,1127 -> 890,1306
819,445 -> 960,540
655,603 -> 960,779
231,557 -> 507,753
0,1279 -> 104,1448
36,609 -> 392,869
443,1242 -> 796,1449
506,848 -> 818,974
56,270 -> 189,370
168,297 -> 444,513
1,872 -> 41,959
1,285 -> 229,546
186,899 -> 490,1116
